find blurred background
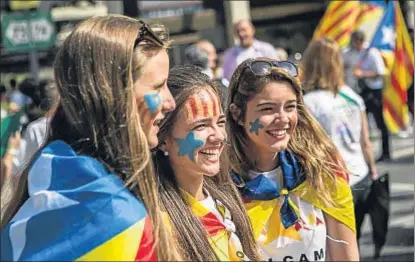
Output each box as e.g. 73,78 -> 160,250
1,0 -> 412,80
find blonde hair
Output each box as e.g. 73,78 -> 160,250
301,37 -> 345,94
226,57 -> 348,203
1,15 -> 181,260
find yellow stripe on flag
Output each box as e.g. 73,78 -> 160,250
313,1 -> 385,48
77,219 -> 146,261
382,2 -> 414,133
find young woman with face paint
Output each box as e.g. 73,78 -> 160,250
226,57 -> 359,261
153,65 -> 261,261
1,16 -> 180,261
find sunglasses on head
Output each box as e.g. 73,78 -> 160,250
134,20 -> 164,47
243,60 -> 298,77
231,60 -> 298,103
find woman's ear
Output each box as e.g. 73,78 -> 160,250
229,103 -> 244,126
159,140 -> 170,153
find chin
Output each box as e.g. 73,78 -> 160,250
201,166 -> 220,177
147,135 -> 159,149
268,142 -> 289,153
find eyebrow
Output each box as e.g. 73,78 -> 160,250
154,79 -> 166,89
256,100 -> 297,107
190,114 -> 226,124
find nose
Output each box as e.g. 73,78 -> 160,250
208,125 -> 226,143
162,91 -> 176,113
273,111 -> 289,124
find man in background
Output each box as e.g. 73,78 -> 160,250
222,19 -> 280,81
343,30 -> 390,162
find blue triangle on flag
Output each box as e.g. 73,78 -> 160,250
370,1 -> 396,51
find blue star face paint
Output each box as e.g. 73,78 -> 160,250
249,118 -> 264,136
176,131 -> 205,161
144,93 -> 162,113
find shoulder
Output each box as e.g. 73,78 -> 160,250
304,90 -> 333,104
2,141 -> 149,261
338,86 -> 365,110
341,46 -> 352,55
255,40 -> 276,52
224,47 -> 238,59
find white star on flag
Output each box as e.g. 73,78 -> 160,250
381,25 -> 396,48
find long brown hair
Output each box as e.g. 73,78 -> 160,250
301,37 -> 345,94
226,57 -> 348,203
1,15 -> 181,260
153,65 -> 261,261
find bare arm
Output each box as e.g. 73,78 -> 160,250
360,111 -> 378,179
325,213 -> 360,261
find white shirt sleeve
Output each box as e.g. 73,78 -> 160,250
369,48 -> 386,75
11,122 -> 43,176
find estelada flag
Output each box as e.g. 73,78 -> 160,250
1,141 -> 155,261
313,1 -> 386,48
369,1 -> 414,133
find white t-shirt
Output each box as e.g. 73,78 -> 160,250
12,117 -> 49,176
342,47 -> 386,91
248,167 -> 327,261
304,86 -> 369,185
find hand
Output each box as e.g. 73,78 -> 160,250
7,131 -> 21,152
370,167 -> 378,180
353,68 -> 364,78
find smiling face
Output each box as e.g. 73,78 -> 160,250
165,87 -> 226,177
243,80 -> 298,156
134,50 -> 176,149
236,20 -> 255,48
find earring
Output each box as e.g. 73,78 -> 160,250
164,151 -> 169,156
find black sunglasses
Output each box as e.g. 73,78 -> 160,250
244,60 -> 298,77
134,20 -> 163,47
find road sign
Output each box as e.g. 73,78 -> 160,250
1,11 -> 56,53
10,1 -> 40,11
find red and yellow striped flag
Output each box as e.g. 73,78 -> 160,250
313,1 -> 386,48
370,1 -> 414,133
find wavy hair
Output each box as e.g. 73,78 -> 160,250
301,37 -> 345,94
153,65 -> 261,261
1,15 -> 181,260
226,57 -> 348,203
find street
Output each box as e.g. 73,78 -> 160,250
359,132 -> 414,261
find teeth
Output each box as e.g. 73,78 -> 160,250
200,149 -> 220,155
268,130 -> 287,136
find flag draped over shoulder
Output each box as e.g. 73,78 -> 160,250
313,1 -> 386,47
1,141 -> 155,261
369,1 -> 414,133
182,190 -> 250,261
232,150 -> 355,245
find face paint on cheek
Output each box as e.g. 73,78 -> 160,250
249,118 -> 264,136
144,93 -> 162,113
175,131 -> 205,161
185,89 -> 221,121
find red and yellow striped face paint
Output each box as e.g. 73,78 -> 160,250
185,89 -> 222,121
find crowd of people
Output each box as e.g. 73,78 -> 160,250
0,14 -> 412,261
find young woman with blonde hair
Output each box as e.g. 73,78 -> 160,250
302,37 -> 380,257
1,16 -> 180,261
154,65 -> 261,261
226,57 -> 359,261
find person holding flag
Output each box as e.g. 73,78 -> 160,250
226,57 -> 359,261
368,0 -> 414,139
1,16 -> 180,261
342,30 -> 390,162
